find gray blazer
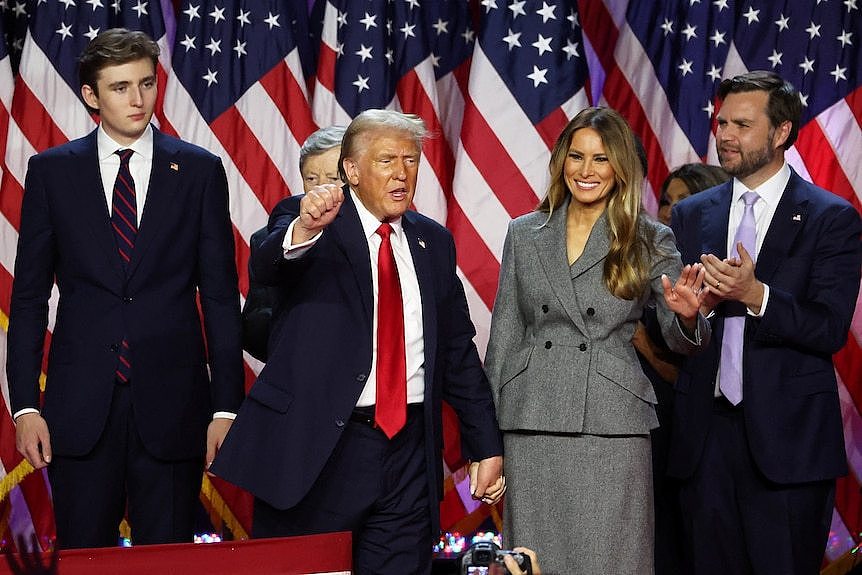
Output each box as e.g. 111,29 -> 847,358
486,201 -> 709,435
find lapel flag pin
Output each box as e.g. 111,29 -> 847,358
792,214 -> 802,221
418,238 -> 426,249
170,162 -> 179,172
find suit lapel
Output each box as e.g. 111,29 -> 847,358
73,131 -> 126,280
329,191 -> 374,324
756,170 -> 807,282
127,129 -> 176,279
532,202 -> 588,335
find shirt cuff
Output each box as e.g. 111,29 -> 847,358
13,408 -> 40,422
748,283 -> 769,317
282,217 -> 322,260
213,412 -> 236,420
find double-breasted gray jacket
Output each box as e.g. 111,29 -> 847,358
485,201 -> 710,436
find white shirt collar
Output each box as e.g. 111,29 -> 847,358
350,189 -> 404,241
97,123 -> 153,162
732,162 -> 790,208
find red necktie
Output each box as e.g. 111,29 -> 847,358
112,149 -> 137,383
374,223 -> 406,438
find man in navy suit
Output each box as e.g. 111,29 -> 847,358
669,71 -> 862,573
212,109 -> 504,574
6,29 -> 243,548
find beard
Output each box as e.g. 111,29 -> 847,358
717,129 -> 777,180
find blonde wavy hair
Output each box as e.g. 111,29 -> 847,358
538,107 -> 653,300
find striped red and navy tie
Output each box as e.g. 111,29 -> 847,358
111,149 -> 136,383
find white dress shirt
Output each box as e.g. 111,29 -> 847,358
97,124 -> 153,223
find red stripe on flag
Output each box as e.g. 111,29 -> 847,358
17,470 -> 55,545
10,78 -> 68,153
445,200 -> 500,310
0,171 -> 24,232
209,108 -> 289,214
602,68 -> 671,200
845,87 -> 862,128
258,61 -> 318,150
0,260 -> 13,313
441,401 -> 465,471
439,480 -> 468,531
315,43 -> 337,95
242,360 -> 257,394
534,107 -> 570,151
233,226 -> 250,299
834,335 -> 862,417
153,65 -> 178,137
795,121 -> 862,214
835,471 -> 862,544
459,96 -> 540,219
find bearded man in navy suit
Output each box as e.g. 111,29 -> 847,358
7,29 -> 243,548
669,71 -> 862,574
213,109 -> 504,574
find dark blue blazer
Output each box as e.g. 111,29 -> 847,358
6,128 -> 244,461
668,169 -> 862,483
212,190 -> 503,531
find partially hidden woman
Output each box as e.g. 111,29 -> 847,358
485,107 -> 711,574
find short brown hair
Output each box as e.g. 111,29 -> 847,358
78,28 -> 160,98
718,71 -> 801,150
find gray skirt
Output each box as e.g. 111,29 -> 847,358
503,432 -> 654,575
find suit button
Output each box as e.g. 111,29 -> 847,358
544,341 -> 552,349
356,373 -> 367,382
579,343 -> 587,351
109,344 -> 119,352
541,305 -> 549,313
586,307 -> 595,316
335,419 -> 345,428
123,297 -> 133,303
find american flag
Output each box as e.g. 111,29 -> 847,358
1,0 -> 861,565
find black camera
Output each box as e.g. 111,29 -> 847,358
460,541 -> 532,575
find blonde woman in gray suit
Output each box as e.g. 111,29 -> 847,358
485,107 -> 710,574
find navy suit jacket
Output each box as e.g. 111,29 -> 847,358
6,128 -> 244,461
212,190 -> 503,532
240,226 -> 278,362
668,169 -> 862,483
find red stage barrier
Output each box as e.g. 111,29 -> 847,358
1,532 -> 352,575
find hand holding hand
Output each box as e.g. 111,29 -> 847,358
469,455 -> 505,505
293,184 -> 344,243
15,413 -> 51,470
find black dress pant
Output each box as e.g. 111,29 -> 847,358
678,400 -> 835,575
254,405 -> 431,575
49,383 -> 203,549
